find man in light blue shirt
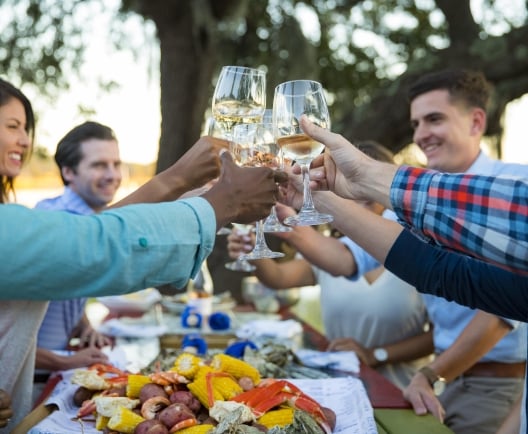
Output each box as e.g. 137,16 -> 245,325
35,122 -> 123,384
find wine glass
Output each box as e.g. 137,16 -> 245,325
273,80 -> 333,226
232,123 -> 285,260
212,66 -> 266,139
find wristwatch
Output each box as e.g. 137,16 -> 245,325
373,347 -> 388,363
419,366 -> 446,396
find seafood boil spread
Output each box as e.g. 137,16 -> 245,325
69,350 -> 337,434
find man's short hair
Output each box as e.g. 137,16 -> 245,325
408,68 -> 491,111
55,121 -> 117,185
356,140 -> 395,164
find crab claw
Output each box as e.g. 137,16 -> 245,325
231,379 -> 332,433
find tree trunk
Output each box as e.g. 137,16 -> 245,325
144,2 -> 214,173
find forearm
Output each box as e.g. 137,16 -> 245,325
380,330 -> 434,366
385,230 -> 528,321
0,200 -> 215,299
357,159 -> 398,210
254,258 -> 316,289
35,348 -> 71,371
390,166 -> 528,274
111,169 -> 189,208
283,226 -> 357,276
428,312 -> 510,381
313,191 -> 403,263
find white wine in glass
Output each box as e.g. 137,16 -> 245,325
273,80 -> 333,226
212,66 -> 266,138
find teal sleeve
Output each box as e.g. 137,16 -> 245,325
1,197 -> 216,300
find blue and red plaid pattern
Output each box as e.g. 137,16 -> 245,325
390,166 -> 528,275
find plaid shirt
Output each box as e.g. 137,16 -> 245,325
390,166 -> 528,275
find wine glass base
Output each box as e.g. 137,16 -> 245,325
216,227 -> 232,236
284,211 -> 333,227
240,249 -> 285,261
263,221 -> 293,233
225,260 -> 256,272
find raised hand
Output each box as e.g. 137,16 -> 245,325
299,115 -> 397,207
202,152 -> 287,229
172,136 -> 229,191
226,228 -> 255,260
112,136 -> 229,207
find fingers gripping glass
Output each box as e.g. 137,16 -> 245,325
232,123 -> 285,261
211,66 -> 266,237
273,80 -> 333,226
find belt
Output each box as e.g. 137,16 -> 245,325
463,361 -> 525,379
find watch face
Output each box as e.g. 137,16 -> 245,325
433,379 -> 446,396
373,348 -> 388,362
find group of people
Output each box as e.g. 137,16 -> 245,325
228,69 -> 527,434
0,77 -> 282,430
0,67 -> 526,434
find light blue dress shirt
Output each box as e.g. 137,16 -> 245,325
36,187 -> 102,351
422,152 -> 527,361
0,196 -> 216,299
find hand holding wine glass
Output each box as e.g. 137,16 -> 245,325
232,122 -> 285,260
273,80 -> 333,226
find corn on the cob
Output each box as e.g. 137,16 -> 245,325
211,354 -> 261,384
188,367 -> 222,407
107,406 -> 145,434
175,423 -> 215,434
188,374 -> 223,408
258,407 -> 295,428
206,371 -> 243,400
125,374 -> 151,398
95,414 -> 109,430
172,352 -> 202,379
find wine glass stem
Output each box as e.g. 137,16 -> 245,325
300,163 -> 316,212
254,219 -> 267,249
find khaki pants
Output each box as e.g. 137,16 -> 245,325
440,375 -> 524,434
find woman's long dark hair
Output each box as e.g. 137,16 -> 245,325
0,78 -> 35,203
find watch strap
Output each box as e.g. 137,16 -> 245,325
419,366 -> 446,395
418,366 -> 439,386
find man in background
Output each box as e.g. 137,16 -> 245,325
33,122 -> 121,390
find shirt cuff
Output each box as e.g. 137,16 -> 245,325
391,166 -> 435,231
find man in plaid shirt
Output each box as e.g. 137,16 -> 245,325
292,72 -> 528,432
292,70 -> 527,434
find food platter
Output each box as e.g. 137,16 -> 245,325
97,288 -> 162,314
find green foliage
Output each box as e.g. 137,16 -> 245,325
0,0 -> 85,94
1,0 -> 527,156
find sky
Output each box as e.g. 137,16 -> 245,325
26,0 -> 528,166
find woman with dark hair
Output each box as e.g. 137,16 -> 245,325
0,78 -> 34,203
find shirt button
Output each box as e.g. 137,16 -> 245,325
138,237 -> 148,248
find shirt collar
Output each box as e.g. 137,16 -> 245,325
465,151 -> 495,175
60,187 -> 94,215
